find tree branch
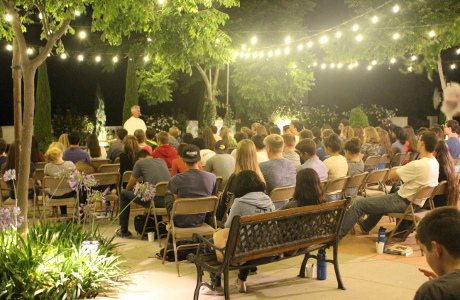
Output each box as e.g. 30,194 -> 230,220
196,64 -> 208,83
437,52 -> 447,90
35,3 -> 50,39
32,18 -> 71,68
1,0 -> 28,55
212,68 -> 220,92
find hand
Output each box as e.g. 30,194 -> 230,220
418,268 -> 438,280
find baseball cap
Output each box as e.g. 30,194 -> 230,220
215,140 -> 228,154
182,144 -> 201,163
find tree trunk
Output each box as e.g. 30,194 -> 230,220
12,38 -> 22,172
437,53 -> 451,119
123,58 -> 139,124
196,65 -> 219,125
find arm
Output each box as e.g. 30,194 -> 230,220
388,169 -> 400,180
418,268 -> 438,280
126,176 -> 138,190
225,200 -> 241,228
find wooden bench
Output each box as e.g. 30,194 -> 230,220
187,200 -> 349,299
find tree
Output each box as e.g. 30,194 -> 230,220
322,1 -> 460,95
94,85 -> 106,139
222,0 -> 317,121
123,58 -> 139,124
34,59 -> 53,152
0,0 -> 238,235
349,107 -> 370,127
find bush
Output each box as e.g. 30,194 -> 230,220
349,107 -> 370,127
0,222 -> 125,299
52,108 -> 92,142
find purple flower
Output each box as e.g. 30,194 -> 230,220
68,171 -> 98,192
133,182 -> 156,202
87,190 -> 106,204
3,169 -> 16,182
0,207 -> 23,230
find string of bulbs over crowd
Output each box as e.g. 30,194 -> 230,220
2,1 -> 460,72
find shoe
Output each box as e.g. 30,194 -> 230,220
116,228 -> 133,239
200,286 -> 224,296
249,266 -> 258,274
357,219 -> 370,235
235,278 -> 247,293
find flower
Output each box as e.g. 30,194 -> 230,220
3,169 -> 16,182
0,207 -> 24,230
68,171 -> 98,192
133,182 -> 156,202
87,190 -> 106,203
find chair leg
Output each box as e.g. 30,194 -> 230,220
141,204 -> 152,239
152,211 -> 161,247
333,242 -> 346,290
162,229 -> 171,265
172,234 -> 180,277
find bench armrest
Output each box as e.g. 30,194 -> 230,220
193,232 -> 226,252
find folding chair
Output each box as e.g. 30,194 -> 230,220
98,163 -> 120,173
90,159 -> 110,170
387,184 -> 437,242
362,169 -> 389,198
34,169 -> 45,181
324,177 -> 349,201
215,176 -> 223,195
0,177 -> 41,221
34,162 -> 47,170
121,171 -> 144,211
343,172 -> 368,202
269,186 -> 295,209
162,196 -> 218,277
379,154 -> 391,168
114,157 -> 120,164
389,153 -> 408,168
42,176 -> 77,220
141,181 -> 169,246
91,172 -> 121,220
425,180 -> 448,209
407,152 -> 420,162
363,156 -> 381,171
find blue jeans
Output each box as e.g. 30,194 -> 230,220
327,193 -> 342,202
119,189 -> 150,228
339,193 -> 409,239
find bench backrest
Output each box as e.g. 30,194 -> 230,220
224,200 -> 348,265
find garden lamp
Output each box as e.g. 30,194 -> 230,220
82,236 -> 99,262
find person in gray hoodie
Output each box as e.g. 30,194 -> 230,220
225,170 -> 276,293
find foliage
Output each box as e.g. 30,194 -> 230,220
137,65 -> 178,106
34,59 -> 53,153
146,115 -> 180,134
343,104 -> 397,126
52,108 -> 91,140
0,222 -> 125,299
298,105 -> 340,129
349,107 -> 370,127
123,58 -> 139,124
322,0 -> 460,80
222,105 -> 236,128
93,85 -> 107,140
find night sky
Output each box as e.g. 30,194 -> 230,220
0,1 -> 459,127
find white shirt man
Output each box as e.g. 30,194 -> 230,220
124,105 -> 147,135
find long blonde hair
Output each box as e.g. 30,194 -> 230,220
58,134 -> 70,149
235,139 -> 265,182
220,126 -> 235,147
363,126 -> 380,144
202,128 -> 216,150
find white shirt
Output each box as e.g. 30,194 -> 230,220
200,149 -> 216,167
256,151 -> 269,164
397,157 -> 439,201
324,155 -> 348,180
123,116 -> 146,135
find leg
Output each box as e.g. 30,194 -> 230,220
339,193 -> 408,239
119,189 -> 136,228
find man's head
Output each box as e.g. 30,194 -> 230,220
136,149 -> 151,160
145,128 -> 157,140
321,129 -> 334,140
338,119 -> 349,131
241,127 -> 253,139
169,126 -> 180,137
283,125 -> 291,134
444,120 -> 459,136
282,133 -> 296,151
215,140 -> 228,154
296,138 -> 316,159
299,129 -> 313,140
156,131 -> 169,145
418,131 -> 438,153
68,131 -> 81,146
344,137 -> 361,156
416,207 -> 460,276
290,120 -> 303,135
117,128 -> 128,141
269,126 -> 281,135
264,134 -> 284,155
131,105 -> 141,118
311,127 -> 321,139
251,135 -> 265,151
182,144 -> 201,165
234,132 -> 247,144
192,137 -> 206,150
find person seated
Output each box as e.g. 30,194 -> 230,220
204,140 -> 236,182
323,133 -> 348,202
117,149 -> 171,238
151,131 -> 179,168
182,132 -> 194,144
391,126 -> 407,154
240,126 -> 253,139
311,127 -> 323,149
251,135 -> 269,164
295,138 -> 328,180
58,133 -> 70,149
444,120 -> 460,158
414,207 -> 460,300
165,145 -> 216,228
280,168 -> 327,210
282,133 -> 301,168
230,132 -> 247,158
44,146 -> 76,216
0,138 -> 7,167
259,134 -> 296,208
344,138 -> 364,197
192,137 -> 215,167
170,143 -> 203,176
289,120 -> 303,145
209,125 -> 222,142
256,125 -> 268,136
31,136 -> 45,163
134,129 -> 153,154
299,129 -> 313,141
360,127 -> 380,162
145,128 -> 159,151
220,126 -> 236,148
86,133 -> 107,159
340,126 -> 354,143
339,131 -> 439,239
269,126 -> 281,135
119,135 -> 140,188
168,126 -> 180,150
62,131 -> 91,164
107,128 -> 128,163
432,140 -> 459,207
317,129 -> 334,161
251,123 -> 260,136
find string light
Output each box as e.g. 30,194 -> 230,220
451,63 -> 456,69
147,38 -> 152,42
113,56 -> 118,63
252,53 -> 258,58
268,51 -> 273,57
251,37 -> 257,44
6,44 -> 12,51
60,53 -> 67,59
239,52 -> 244,58
242,45 -> 246,50
457,49 -> 460,54
260,52 -> 264,57
297,44 -> 303,51
95,56 -> 101,62
372,60 -> 377,65
245,53 -> 249,58
335,32 -> 342,38
39,13 -> 43,20
77,54 -> 84,61
144,56 -> 149,61
321,64 -> 326,69
393,5 -> 400,13
5,14 -> 12,22
393,33 -> 400,39
411,55 -> 417,61
75,11 -> 81,16
320,36 -> 328,44
408,66 -> 412,71
354,62 -> 359,67
159,0 -> 165,4
216,38 -> 220,44
337,63 -> 343,68
313,62 -> 318,66
79,31 -> 86,39
356,35 -> 363,42
367,65 -> 372,70
352,24 -> 359,31
348,64 -> 354,69
234,52 -> 239,57
372,16 -> 378,23
275,49 -> 281,55
390,58 -> 396,63
307,41 -> 313,48
429,30 -> 435,37
27,48 -> 33,54
293,65 -> 297,69
330,63 -> 335,68
284,48 -> 290,54
285,37 -> 291,44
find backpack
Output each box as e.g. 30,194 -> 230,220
159,240 -> 198,262
134,215 -> 167,239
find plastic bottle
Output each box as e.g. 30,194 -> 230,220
317,249 -> 327,280
378,226 -> 386,250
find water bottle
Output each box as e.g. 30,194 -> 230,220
317,249 -> 327,280
378,227 -> 386,250
105,201 -> 110,216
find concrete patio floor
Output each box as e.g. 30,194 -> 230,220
95,215 -> 429,300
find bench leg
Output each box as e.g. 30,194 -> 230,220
193,265 -> 203,300
298,253 -> 310,278
223,267 -> 230,300
332,243 -> 346,290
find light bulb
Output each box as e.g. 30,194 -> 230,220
147,38 -> 152,42
245,53 -> 249,58
79,31 -> 86,39
348,65 -> 353,69
95,56 -> 101,62
268,51 -> 273,57
27,48 -> 33,54
113,56 -> 118,62
356,35 -> 363,42
408,66 -> 412,71
260,52 -> 264,57
275,49 -> 281,55
159,0 -> 164,4
336,32 -> 342,38
215,38 -> 220,44
330,63 -> 335,68
457,49 -> 460,54
284,47 -> 290,54
354,62 -> 359,67
6,44 -> 12,51
372,60 -> 377,65
285,37 -> 291,44
372,16 -> 378,23
239,52 -> 244,58
61,53 -> 67,59
307,41 -> 313,48
75,11 -> 81,16
313,62 -> 318,66
242,45 -> 246,50
411,55 -> 417,61
393,5 -> 400,13
321,64 -> 326,69
320,36 -> 328,44
298,44 -> 303,51
252,53 -> 258,58
451,64 -> 456,69
293,65 -> 297,69
78,54 -> 84,61
5,14 -> 12,22
337,63 -> 343,68
144,56 -> 149,61
390,58 -> 396,64
251,37 -> 257,44
429,30 -> 435,37
39,13 -> 43,20
352,24 -> 359,31
393,33 -> 400,39
367,65 -> 372,70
